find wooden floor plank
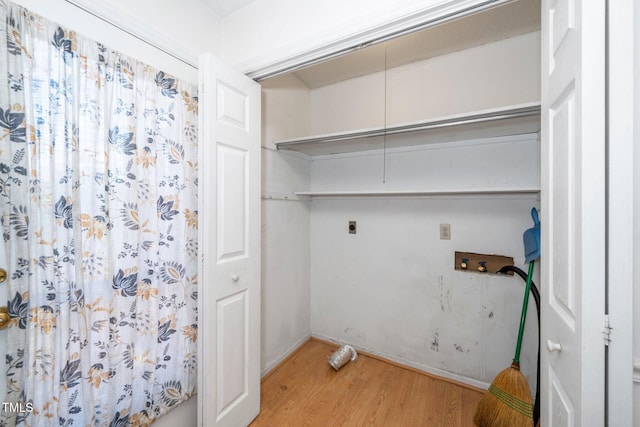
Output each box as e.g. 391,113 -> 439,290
461,387 -> 484,427
417,372 -> 449,426
250,340 -> 484,427
442,384 -> 462,426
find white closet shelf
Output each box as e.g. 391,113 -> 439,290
275,102 -> 541,156
295,187 -> 541,198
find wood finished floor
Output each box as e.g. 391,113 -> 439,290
250,339 -> 483,427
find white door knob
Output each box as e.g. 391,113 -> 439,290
231,274 -> 240,282
546,339 -> 562,353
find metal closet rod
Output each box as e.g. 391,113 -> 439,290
63,0 -> 198,69
252,0 -> 506,81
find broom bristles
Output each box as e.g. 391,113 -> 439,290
474,363 -> 534,427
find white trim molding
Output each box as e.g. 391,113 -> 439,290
607,1 -> 636,426
242,0 -> 511,80
260,334 -> 312,377
63,0 -> 200,67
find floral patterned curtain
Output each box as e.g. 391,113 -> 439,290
0,1 -> 198,425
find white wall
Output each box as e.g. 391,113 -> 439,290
82,0 -> 222,60
10,0 -> 222,83
308,136 -> 541,390
310,32 -> 540,134
309,136 -> 540,193
153,397 -> 196,427
222,0 -> 503,74
262,74 -> 311,147
6,2 -> 222,426
260,75 -> 313,375
260,148 -> 311,375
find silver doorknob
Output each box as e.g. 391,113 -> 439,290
231,274 -> 239,282
546,339 -> 562,353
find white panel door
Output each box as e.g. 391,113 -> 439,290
198,52 -> 261,427
541,0 -> 605,425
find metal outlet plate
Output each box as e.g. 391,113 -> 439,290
348,221 -> 356,234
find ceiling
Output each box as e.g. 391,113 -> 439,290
199,0 -> 255,18
291,0 -> 541,88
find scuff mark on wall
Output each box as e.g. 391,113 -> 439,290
431,331 -> 439,352
438,275 -> 452,312
488,311 -> 494,319
454,344 -> 471,353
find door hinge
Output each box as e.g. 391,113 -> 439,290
603,314 -> 612,346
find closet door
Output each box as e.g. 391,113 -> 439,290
541,0 -> 605,425
198,53 -> 261,427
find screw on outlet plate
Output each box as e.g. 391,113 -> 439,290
348,221 -> 356,234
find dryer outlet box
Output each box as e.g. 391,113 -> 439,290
454,251 -> 514,275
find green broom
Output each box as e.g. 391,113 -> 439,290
474,208 -> 540,427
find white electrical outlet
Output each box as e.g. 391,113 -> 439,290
439,223 -> 451,240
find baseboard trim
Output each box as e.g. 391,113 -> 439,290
260,335 -> 312,381
310,335 -> 487,394
260,333 -> 492,393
